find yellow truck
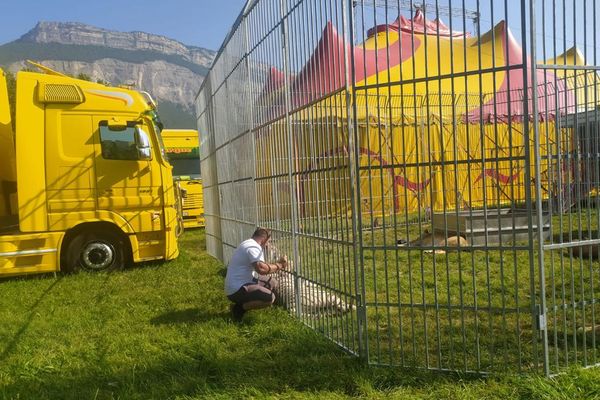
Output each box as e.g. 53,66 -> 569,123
0,64 -> 181,277
161,129 -> 204,228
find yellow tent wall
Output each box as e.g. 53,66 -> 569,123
255,92 -> 574,220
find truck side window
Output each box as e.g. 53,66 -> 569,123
99,124 -> 139,161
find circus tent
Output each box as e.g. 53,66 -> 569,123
256,11 -> 599,217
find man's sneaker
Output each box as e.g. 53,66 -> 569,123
230,303 -> 246,322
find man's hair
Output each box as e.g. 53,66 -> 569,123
252,227 -> 271,240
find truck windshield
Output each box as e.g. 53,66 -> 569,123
170,158 -> 201,178
166,146 -> 201,178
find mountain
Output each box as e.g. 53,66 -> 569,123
0,22 -> 216,128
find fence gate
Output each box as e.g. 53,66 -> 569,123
196,0 -> 600,375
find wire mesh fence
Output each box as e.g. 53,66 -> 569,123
196,0 -> 600,375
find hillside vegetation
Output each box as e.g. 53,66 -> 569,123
158,100 -> 197,129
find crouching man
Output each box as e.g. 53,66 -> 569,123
224,227 -> 288,322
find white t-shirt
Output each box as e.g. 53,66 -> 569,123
224,238 -> 265,295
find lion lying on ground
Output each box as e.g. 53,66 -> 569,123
398,228 -> 469,254
267,255 -> 355,316
274,271 -> 356,315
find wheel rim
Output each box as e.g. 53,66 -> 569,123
81,242 -> 115,270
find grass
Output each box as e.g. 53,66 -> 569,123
1,230 -> 600,399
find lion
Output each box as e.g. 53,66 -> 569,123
265,251 -> 355,315
398,228 -> 469,254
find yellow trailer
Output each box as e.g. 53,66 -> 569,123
162,129 -> 204,228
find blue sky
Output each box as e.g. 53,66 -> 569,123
0,0 -> 248,50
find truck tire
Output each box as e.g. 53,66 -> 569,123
63,231 -> 125,273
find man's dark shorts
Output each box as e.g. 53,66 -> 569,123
228,275 -> 279,305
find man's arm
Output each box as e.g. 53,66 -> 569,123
252,256 -> 288,275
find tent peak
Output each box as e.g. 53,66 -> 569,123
367,10 -> 469,38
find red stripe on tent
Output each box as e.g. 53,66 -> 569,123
473,168 -> 520,185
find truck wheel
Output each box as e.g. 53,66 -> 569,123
64,231 -> 124,273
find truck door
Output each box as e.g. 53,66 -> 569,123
92,117 -> 164,233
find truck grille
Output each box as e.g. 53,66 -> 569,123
183,193 -> 203,209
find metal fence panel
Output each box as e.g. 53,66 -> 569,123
532,0 -> 600,375
196,0 -> 600,375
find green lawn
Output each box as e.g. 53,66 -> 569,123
1,229 -> 600,399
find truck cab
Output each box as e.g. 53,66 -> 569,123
0,65 -> 181,277
162,129 -> 204,229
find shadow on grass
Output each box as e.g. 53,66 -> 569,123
0,271 -> 59,283
0,327 -> 475,400
123,259 -> 171,271
0,259 -> 172,284
0,277 -> 63,363
150,307 -> 230,325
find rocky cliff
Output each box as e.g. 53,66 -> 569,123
0,22 -> 215,125
19,22 -> 214,67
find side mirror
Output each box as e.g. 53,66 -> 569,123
137,147 -> 151,160
134,127 -> 152,161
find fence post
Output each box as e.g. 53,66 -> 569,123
521,0 -> 550,376
529,0 -> 550,376
280,0 -> 303,318
344,0 -> 367,362
242,15 -> 259,229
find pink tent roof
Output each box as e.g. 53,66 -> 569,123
257,66 -> 294,123
291,21 -> 418,108
260,12 -> 585,123
367,9 -> 469,38
264,66 -> 287,93
464,21 -> 575,123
